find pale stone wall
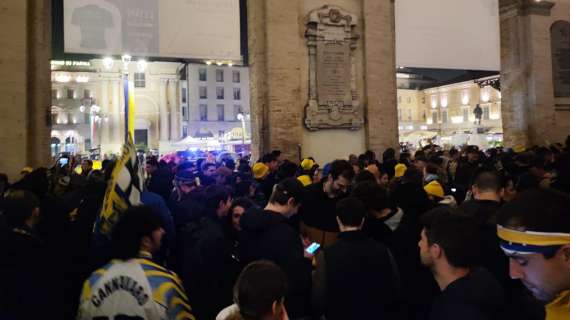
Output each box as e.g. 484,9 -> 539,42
0,0 -> 51,181
248,0 -> 397,163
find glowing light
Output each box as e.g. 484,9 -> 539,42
216,61 -> 223,66
76,75 -> 89,83
490,113 -> 500,120
451,116 -> 464,124
79,105 -> 85,113
90,105 -> 101,113
206,61 -> 212,65
481,89 -> 490,102
103,57 -> 114,70
122,54 -> 132,69
431,95 -> 438,109
137,59 -> 147,72
461,93 -> 470,105
440,96 -> 448,108
228,62 -> 234,67
420,125 -> 428,130
427,118 -> 433,125
55,74 -> 71,83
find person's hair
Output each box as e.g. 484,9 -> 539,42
268,178 -> 304,206
270,150 -> 282,158
351,181 -> 390,212
328,159 -> 355,181
420,207 -> 480,268
262,153 -> 277,164
201,162 -> 216,173
424,163 -> 439,175
111,206 -> 163,260
234,260 -> 288,320
354,170 -> 376,184
364,150 -> 376,161
229,197 -> 255,215
0,173 -> 9,184
204,185 -> 232,212
1,190 -> 40,227
336,197 -> 366,227
146,158 -> 159,167
276,160 -> 297,181
473,170 -> 501,193
497,189 -> 570,259
383,148 -> 396,161
449,148 -> 459,157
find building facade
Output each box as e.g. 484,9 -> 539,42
50,60 -> 250,158
398,75 -> 502,147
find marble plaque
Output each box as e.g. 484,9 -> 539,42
551,21 -> 570,97
304,5 -> 363,131
316,41 -> 351,106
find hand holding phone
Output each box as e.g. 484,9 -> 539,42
305,242 -> 320,255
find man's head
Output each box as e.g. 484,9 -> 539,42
466,146 -> 480,163
145,158 -> 159,175
419,207 -> 480,271
497,189 -> 570,302
111,206 -> 165,260
202,162 -> 217,177
336,197 -> 366,230
268,178 -> 304,218
262,154 -> 279,172
472,170 -> 502,201
351,181 -> 391,218
1,190 -> 40,228
271,150 -> 284,165
414,156 -> 428,172
205,185 -> 233,219
81,159 -> 93,173
234,260 -> 288,320
325,160 -> 355,198
174,171 -> 200,195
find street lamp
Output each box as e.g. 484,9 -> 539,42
237,112 -> 247,147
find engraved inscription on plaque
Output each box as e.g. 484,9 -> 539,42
304,5 -> 363,131
317,41 -> 351,106
551,20 -> 570,97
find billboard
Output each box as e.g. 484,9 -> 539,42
396,0 -> 500,71
64,0 -> 241,61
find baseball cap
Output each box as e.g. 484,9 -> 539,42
424,181 -> 445,199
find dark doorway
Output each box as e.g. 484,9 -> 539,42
134,129 -> 148,147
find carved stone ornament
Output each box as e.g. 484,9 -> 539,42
304,5 -> 363,131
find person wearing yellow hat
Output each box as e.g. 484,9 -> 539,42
20,166 -> 33,177
423,163 -> 445,200
394,163 -> 407,179
252,162 -> 270,180
298,158 -> 316,187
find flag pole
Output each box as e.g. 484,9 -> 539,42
121,55 -> 132,144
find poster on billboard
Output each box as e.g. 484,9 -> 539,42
64,0 -> 241,61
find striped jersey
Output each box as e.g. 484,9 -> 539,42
77,258 -> 195,320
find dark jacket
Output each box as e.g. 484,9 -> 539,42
168,190 -> 206,229
173,214 -> 236,320
146,167 -> 174,202
299,182 -> 344,232
312,230 -> 402,320
430,268 -> 506,320
240,208 -> 312,318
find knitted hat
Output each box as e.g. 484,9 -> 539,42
252,163 -> 270,180
424,180 -> 444,198
394,164 -> 407,178
20,166 -> 33,174
301,158 -> 315,171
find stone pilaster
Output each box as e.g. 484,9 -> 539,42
168,79 -> 179,141
0,0 -> 51,180
100,79 -> 111,150
362,0 -> 398,154
159,79 -> 169,141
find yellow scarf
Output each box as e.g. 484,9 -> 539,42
546,290 -> 570,320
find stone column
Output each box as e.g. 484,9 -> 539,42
0,0 -> 51,180
159,79 -> 169,141
363,0 -> 398,154
111,78 -> 122,147
499,0 -> 556,148
100,79 -> 111,151
168,79 -> 179,141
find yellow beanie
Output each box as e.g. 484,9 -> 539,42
253,163 -> 270,179
297,175 -> 312,187
394,164 -> 407,178
424,180 -> 445,199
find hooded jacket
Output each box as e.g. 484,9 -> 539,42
239,207 -> 312,318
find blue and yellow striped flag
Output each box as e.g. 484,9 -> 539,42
123,73 -> 135,142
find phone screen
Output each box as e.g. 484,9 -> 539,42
305,242 -> 321,255
59,158 -> 69,166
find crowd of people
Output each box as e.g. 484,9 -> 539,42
1,139 -> 570,320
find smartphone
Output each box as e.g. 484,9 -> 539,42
305,242 -> 321,255
59,157 -> 69,166
451,188 -> 457,193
